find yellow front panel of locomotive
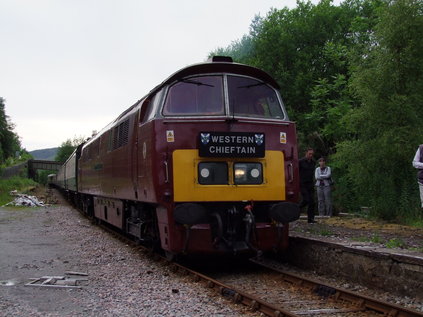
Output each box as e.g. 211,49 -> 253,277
173,149 -> 285,202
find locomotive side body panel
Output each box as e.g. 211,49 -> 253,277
93,196 -> 124,229
135,120 -> 158,203
79,107 -> 140,202
56,163 -> 65,189
64,151 -> 77,192
79,139 -> 101,196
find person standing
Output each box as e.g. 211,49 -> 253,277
315,157 -> 333,217
412,144 -> 423,208
299,148 -> 316,223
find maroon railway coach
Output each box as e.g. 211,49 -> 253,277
62,57 -> 300,258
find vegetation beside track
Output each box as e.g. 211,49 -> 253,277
211,0 -> 423,223
0,176 -> 37,206
293,215 -> 423,252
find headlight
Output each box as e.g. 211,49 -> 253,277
234,162 -> 263,184
198,162 -> 228,185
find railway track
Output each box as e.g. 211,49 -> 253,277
249,257 -> 421,316
98,221 -> 422,317
179,257 -> 422,317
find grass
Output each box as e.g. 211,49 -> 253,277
409,244 -> 423,253
352,235 -> 409,249
351,236 -> 368,242
402,218 -> 423,228
352,234 -> 383,244
319,229 -> 334,237
0,176 -> 37,206
385,238 -> 406,249
304,227 -> 334,237
370,234 -> 383,244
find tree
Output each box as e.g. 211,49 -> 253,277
305,73 -> 353,156
335,0 -> 423,220
209,0 -> 422,221
0,97 -> 21,164
210,0 -> 376,155
55,137 -> 85,162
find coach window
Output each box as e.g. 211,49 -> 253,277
227,76 -> 284,119
162,76 -> 224,116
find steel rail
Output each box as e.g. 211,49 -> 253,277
168,261 -> 297,317
250,257 -> 423,317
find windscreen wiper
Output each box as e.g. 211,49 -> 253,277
180,79 -> 214,87
237,82 -> 266,89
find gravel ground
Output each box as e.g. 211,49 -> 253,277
0,192 -> 256,317
1,188 -> 422,316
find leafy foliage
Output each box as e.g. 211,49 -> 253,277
211,0 -> 380,156
55,137 -> 85,162
335,0 -> 423,220
0,97 -> 21,164
0,176 -> 37,206
210,0 -> 423,221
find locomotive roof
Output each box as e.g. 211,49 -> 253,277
82,58 -> 281,148
115,58 -> 280,122
148,59 -> 281,96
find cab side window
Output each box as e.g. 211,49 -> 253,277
140,89 -> 163,123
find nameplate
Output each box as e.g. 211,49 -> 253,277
199,132 -> 265,157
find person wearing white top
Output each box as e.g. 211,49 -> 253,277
412,145 -> 423,208
315,157 -> 333,217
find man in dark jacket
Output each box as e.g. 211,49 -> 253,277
299,148 -> 316,223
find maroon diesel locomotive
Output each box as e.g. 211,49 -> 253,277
56,56 -> 300,258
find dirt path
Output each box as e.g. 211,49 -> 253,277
0,206 -> 88,315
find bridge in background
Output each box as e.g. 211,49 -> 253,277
27,160 -> 62,179
1,160 -> 62,180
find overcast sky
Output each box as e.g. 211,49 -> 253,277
2,0 -> 319,151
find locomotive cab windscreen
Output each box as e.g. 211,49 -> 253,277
228,76 -> 285,119
162,74 -> 287,120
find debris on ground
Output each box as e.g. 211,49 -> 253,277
44,188 -> 59,204
25,272 -> 89,288
2,191 -> 45,207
